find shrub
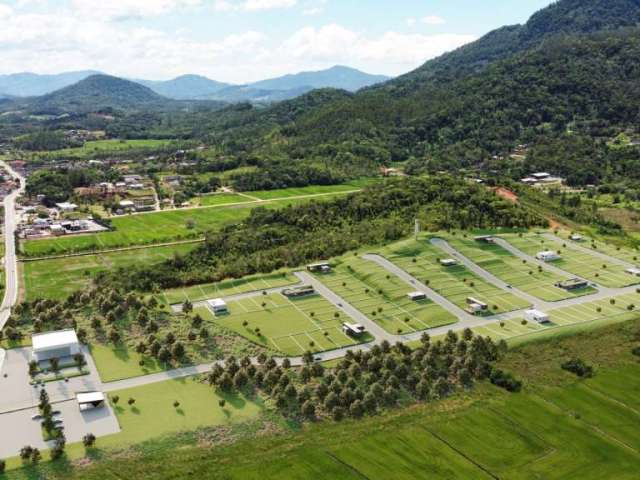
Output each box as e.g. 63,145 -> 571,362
632,346 -> 640,357
490,369 -> 522,392
561,358 -> 594,378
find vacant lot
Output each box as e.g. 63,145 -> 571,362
38,139 -> 176,159
385,238 -> 530,313
445,235 -> 595,301
196,291 -> 371,356
503,233 -> 637,288
163,271 -> 297,305
316,257 -> 458,334
248,178 -> 375,200
193,193 -> 254,207
23,243 -> 199,300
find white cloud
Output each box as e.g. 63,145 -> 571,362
302,7 -> 322,16
0,4 -> 13,17
213,0 -> 297,12
71,0 -> 202,20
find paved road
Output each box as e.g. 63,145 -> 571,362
543,233 -> 638,269
0,160 -> 25,330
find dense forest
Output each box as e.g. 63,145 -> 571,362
101,176 -> 546,291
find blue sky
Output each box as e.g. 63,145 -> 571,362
0,0 -> 555,82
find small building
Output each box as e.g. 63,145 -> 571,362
307,262 -> 332,273
32,329 -> 80,363
569,234 -> 584,242
532,172 -> 551,180
524,309 -> 550,324
536,251 -> 561,262
50,224 -> 66,236
521,177 -> 538,184
440,258 -> 458,267
282,285 -> 315,298
207,298 -> 228,315
555,278 -> 589,290
56,202 -> 78,212
625,267 -> 640,277
407,291 -> 427,301
342,323 -> 366,337
76,392 -> 106,411
474,235 -> 495,244
466,297 -> 488,314
119,200 -> 135,209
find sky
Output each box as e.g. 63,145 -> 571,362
0,0 -> 556,83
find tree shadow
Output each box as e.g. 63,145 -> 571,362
130,406 -> 141,415
175,408 -> 185,416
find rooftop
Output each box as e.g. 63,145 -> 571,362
32,329 -> 79,351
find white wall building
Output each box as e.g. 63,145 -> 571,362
208,298 -> 228,314
524,309 -> 550,324
536,251 -> 561,262
32,329 -> 80,362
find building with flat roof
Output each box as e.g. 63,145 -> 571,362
525,309 -> 550,324
282,285 -> 315,298
342,323 -> 366,337
76,392 -> 106,411
555,278 -> 589,290
208,298 -> 228,314
56,202 -> 78,212
440,258 -> 458,267
536,251 -> 561,262
625,267 -> 640,277
32,329 -> 80,362
307,262 -> 332,273
407,291 -> 427,301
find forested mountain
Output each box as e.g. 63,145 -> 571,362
192,0 -> 640,185
250,66 -> 389,92
137,75 -> 231,100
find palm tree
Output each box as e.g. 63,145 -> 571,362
83,433 -> 96,448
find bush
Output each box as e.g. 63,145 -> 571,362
631,346 -> 640,357
490,369 -> 522,392
561,358 -> 594,378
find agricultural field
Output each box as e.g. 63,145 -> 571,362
247,178 -> 376,200
196,291 -> 372,356
163,271 -> 297,305
384,238 -> 530,313
503,233 -> 638,288
316,257 -> 458,334
444,234 -> 596,301
23,243 -> 199,300
21,196 -> 324,257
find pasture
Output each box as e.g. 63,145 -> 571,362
384,238 -> 530,313
503,233 -> 637,288
196,292 -> 372,355
445,235 -> 595,301
163,271 -> 297,305
316,257 -> 458,334
23,243 -> 199,300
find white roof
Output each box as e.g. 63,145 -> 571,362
32,329 -> 79,351
56,202 -> 77,209
532,172 -> 550,178
119,200 -> 135,207
526,309 -> 548,317
626,267 -> 640,274
538,251 -> 558,256
76,391 -> 105,404
208,298 -> 227,308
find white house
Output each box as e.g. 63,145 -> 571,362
626,267 -> 640,277
32,329 -> 80,362
342,323 -> 366,337
208,298 -> 228,314
440,258 -> 458,267
56,202 -> 78,212
119,200 -> 135,209
524,309 -> 550,324
407,291 -> 427,301
536,251 -> 561,262
569,234 -> 584,242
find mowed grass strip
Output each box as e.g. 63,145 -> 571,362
502,233 -> 638,288
556,231 -> 640,265
163,271 -> 297,305
194,192 -> 254,207
248,178 -> 376,200
195,292 -> 370,356
445,235 -> 594,302
385,238 -> 530,313
23,243 -> 199,300
316,257 -> 457,334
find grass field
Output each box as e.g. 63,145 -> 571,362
384,238 -> 530,313
37,139 -> 176,158
444,234 -> 596,301
89,343 -> 166,382
193,193 -> 254,207
247,178 -> 375,200
195,291 -> 372,355
503,233 -> 638,288
556,231 -> 640,264
23,243 -> 199,300
162,271 -> 297,305
316,257 -> 458,334
21,194 -> 346,257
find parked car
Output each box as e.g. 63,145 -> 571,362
31,414 -> 42,421
51,410 -> 61,416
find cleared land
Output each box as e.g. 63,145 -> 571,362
248,178 -> 375,200
556,232 -> 640,264
193,192 -> 254,207
503,233 -> 638,288
21,196 -> 328,257
163,271 -> 297,305
37,139 -> 176,158
444,234 -> 596,301
196,291 -> 372,356
384,238 -> 530,313
23,243 -> 199,300
316,257 -> 458,334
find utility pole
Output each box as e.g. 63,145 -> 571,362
414,219 -> 420,241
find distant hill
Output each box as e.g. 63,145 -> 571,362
250,66 -> 389,92
0,71 -> 101,97
25,75 -> 171,114
137,74 -> 231,100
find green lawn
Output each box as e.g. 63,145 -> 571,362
316,257 -> 458,334
37,139 -> 176,158
384,238 -> 531,313
194,193 -> 254,207
196,291 -> 372,355
248,178 -> 376,200
22,196 -> 340,257
23,243 -> 199,300
556,231 -> 640,265
163,271 -> 297,305
105,377 -> 264,445
503,233 -> 638,288
89,344 -> 166,383
444,234 -> 595,302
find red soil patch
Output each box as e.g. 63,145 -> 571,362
494,187 -> 519,203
